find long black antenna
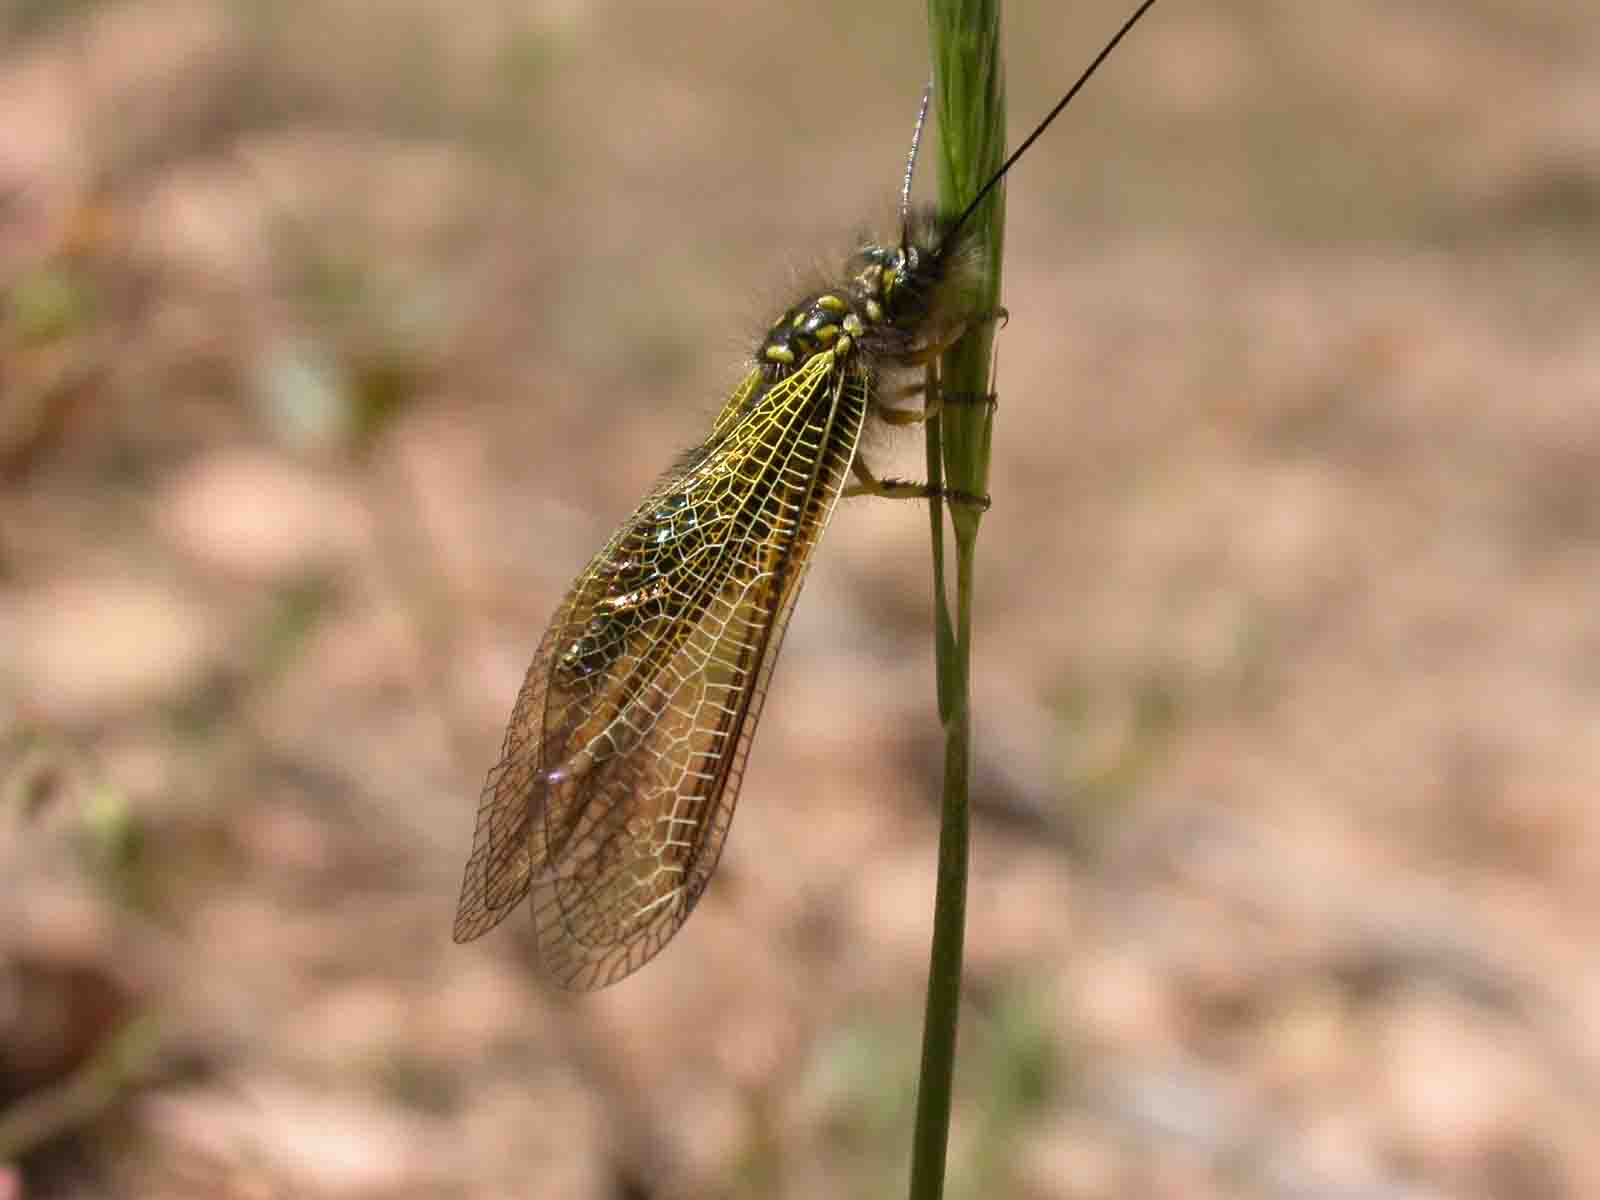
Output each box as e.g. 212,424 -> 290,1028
948,0 -> 1160,239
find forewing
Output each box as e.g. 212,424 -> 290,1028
455,353 -> 870,988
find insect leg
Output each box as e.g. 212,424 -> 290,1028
844,456 -> 990,511
928,389 -> 999,415
873,380 -> 932,425
899,306 -> 1010,369
874,387 -> 997,426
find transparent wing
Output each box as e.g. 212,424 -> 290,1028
455,352 -> 870,988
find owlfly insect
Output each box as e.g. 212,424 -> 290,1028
455,1 -> 1161,989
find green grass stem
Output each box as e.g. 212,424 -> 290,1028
909,2 -> 1005,1198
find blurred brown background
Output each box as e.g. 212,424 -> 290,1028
2,1 -> 1598,1197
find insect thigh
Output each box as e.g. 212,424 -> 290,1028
455,353 -> 870,988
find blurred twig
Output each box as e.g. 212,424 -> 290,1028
0,1015 -> 161,1161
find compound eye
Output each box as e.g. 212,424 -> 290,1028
883,249 -> 914,300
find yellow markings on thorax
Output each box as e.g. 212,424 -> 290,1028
762,290 -> 865,367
